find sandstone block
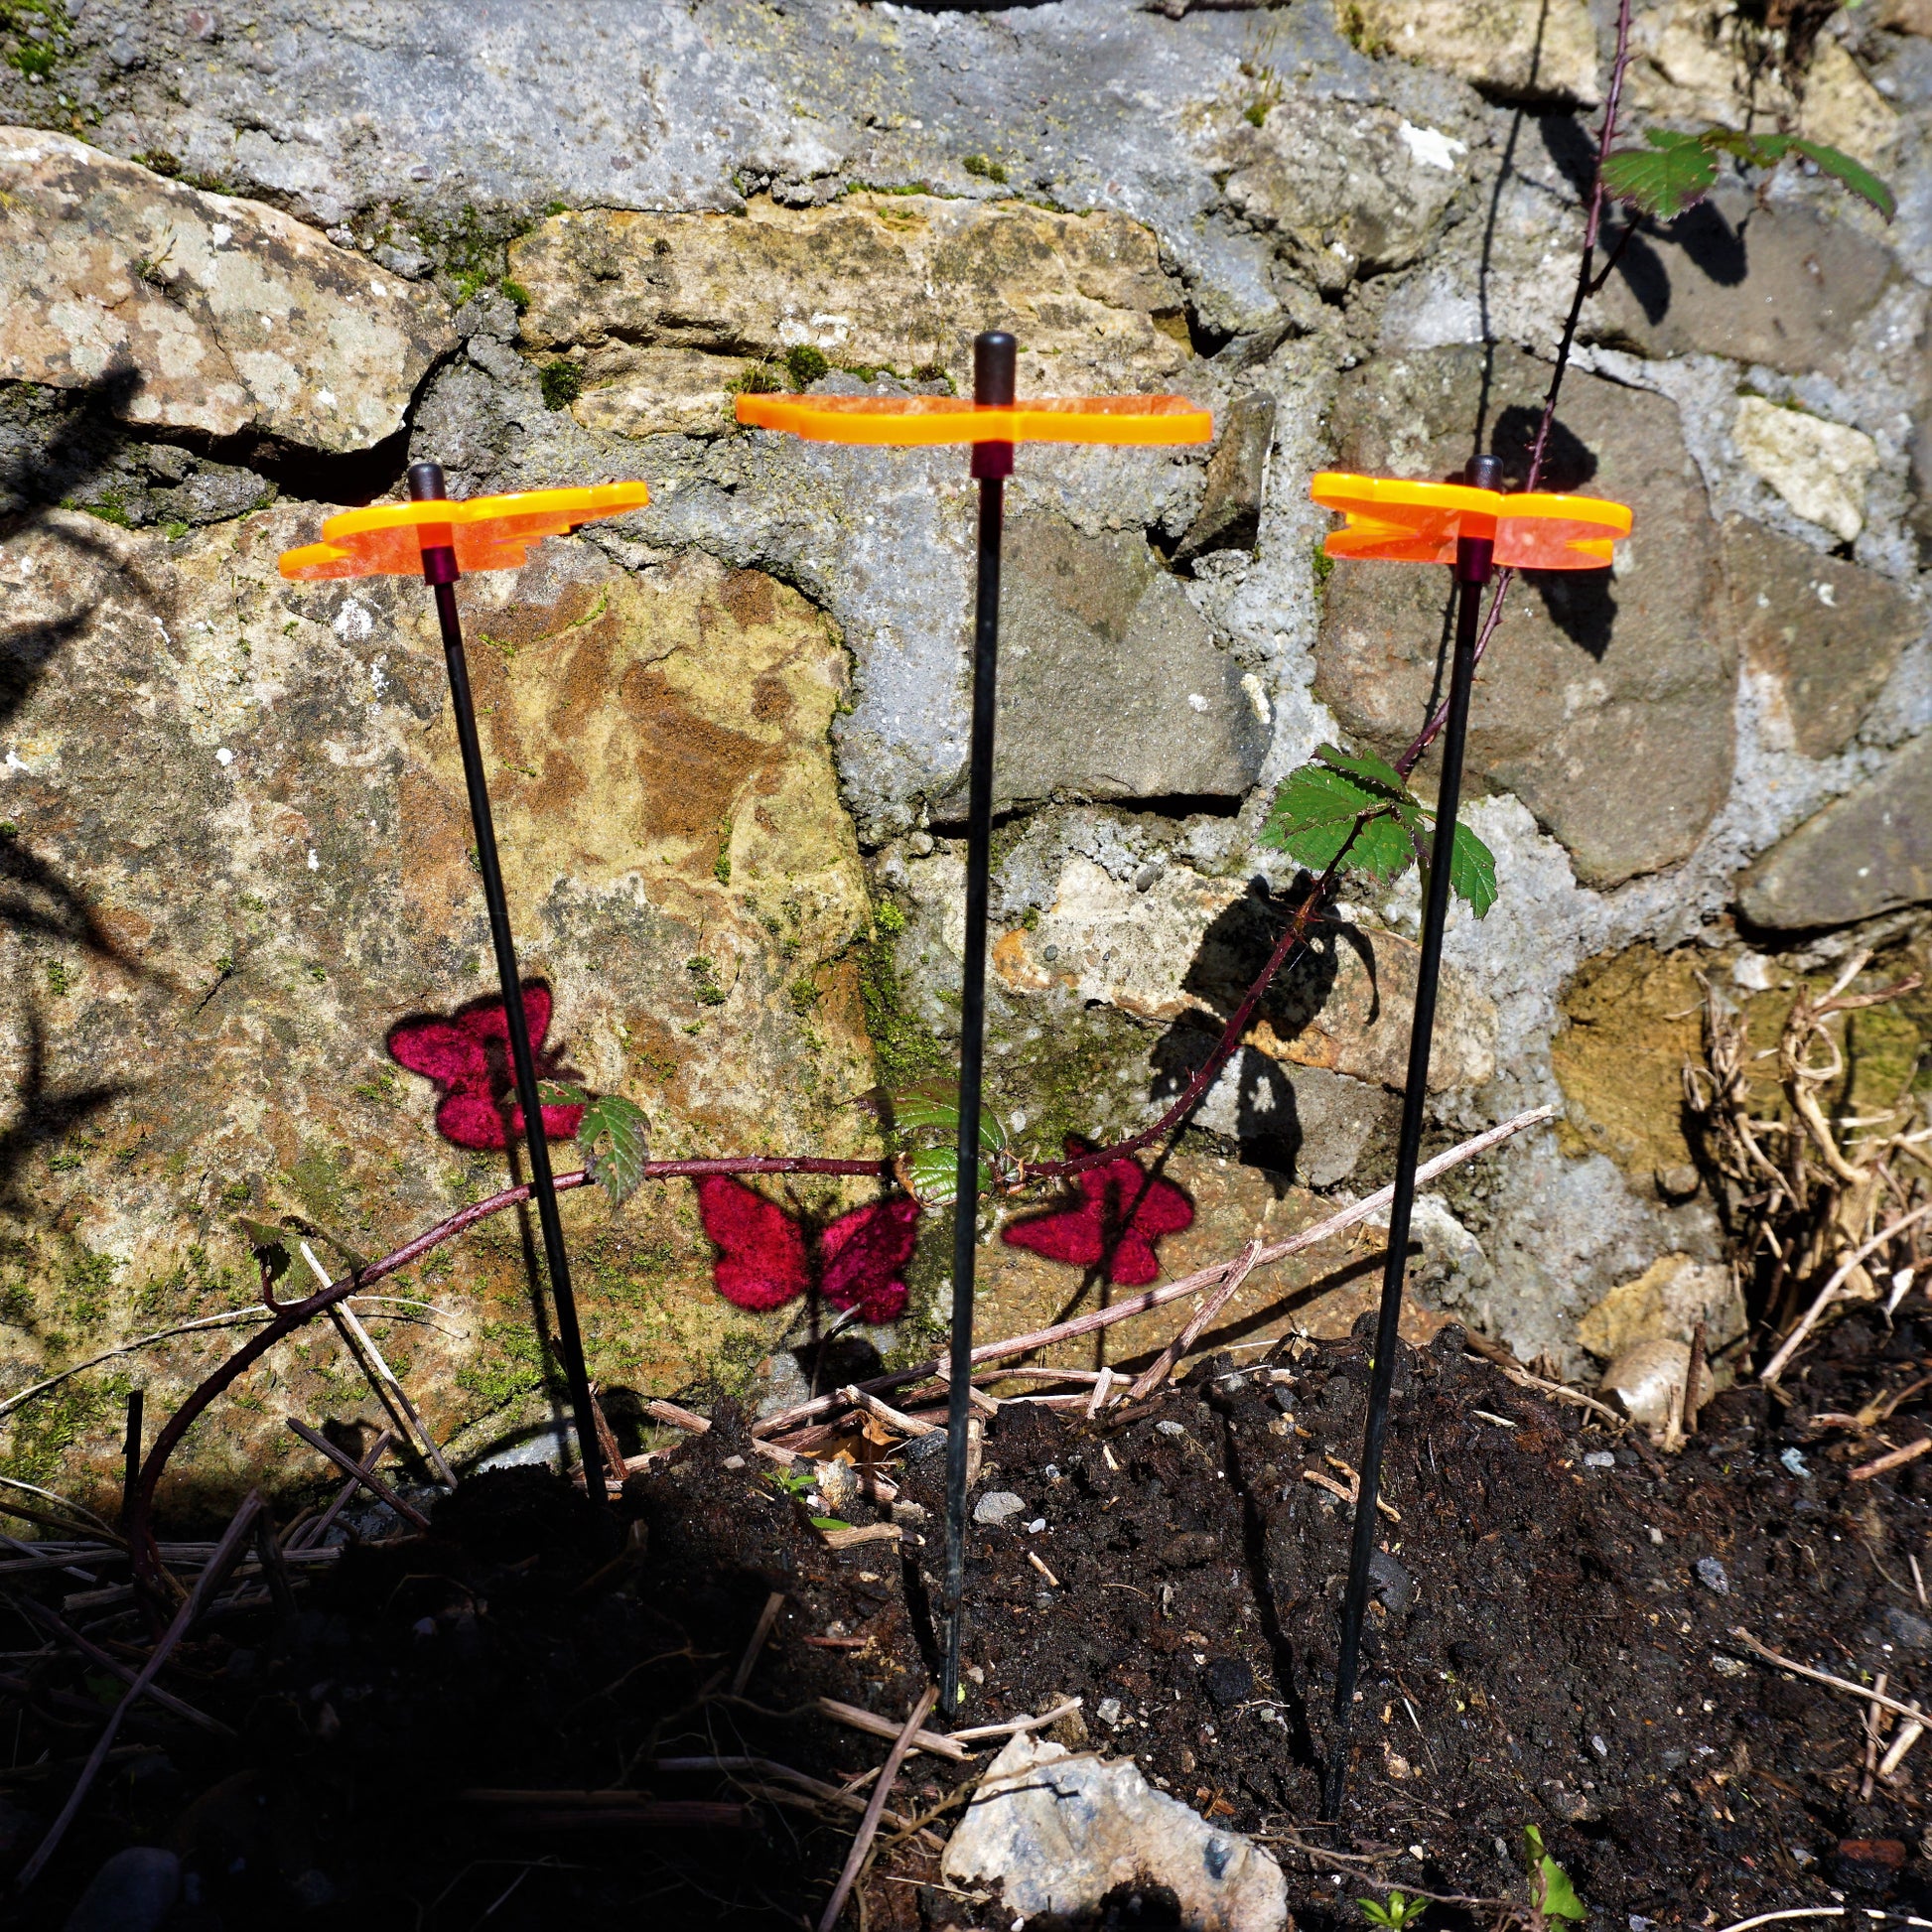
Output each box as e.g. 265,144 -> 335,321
1739,732 -> 1932,928
1314,345 -> 1733,889
508,196 -> 1190,435
0,129 -> 450,452
0,509 -> 880,1496
1341,0 -> 1601,103
1721,518 -> 1919,758
1734,397 -> 1879,545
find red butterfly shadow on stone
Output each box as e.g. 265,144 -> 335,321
1001,1143 -> 1193,1287
386,986 -> 587,1152
696,1175 -> 919,1326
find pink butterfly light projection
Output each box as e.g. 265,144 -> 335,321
1001,1146 -> 1193,1286
386,987 -> 586,1151
697,1176 -> 920,1326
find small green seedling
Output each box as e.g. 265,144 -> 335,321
765,1462 -> 848,1532
1524,1826 -> 1586,1927
1359,1890 -> 1429,1930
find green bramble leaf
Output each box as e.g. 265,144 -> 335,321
894,1091 -> 960,1136
894,1087 -> 1006,1152
1600,128 -> 1718,219
538,1080 -> 588,1108
576,1094 -> 650,1208
905,1144 -> 990,1208
1448,822 -> 1498,919
1260,761 -> 1417,881
1311,741 -> 1412,801
1607,125 -> 1892,224
1790,138 -> 1895,220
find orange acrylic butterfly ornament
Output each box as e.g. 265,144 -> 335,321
1311,472 -> 1631,570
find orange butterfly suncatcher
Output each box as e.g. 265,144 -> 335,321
1311,472 -> 1631,570
278,482 -> 650,580
734,391 -> 1212,448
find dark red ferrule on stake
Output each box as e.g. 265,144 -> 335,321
407,460 -> 606,1502
1323,453 -> 1500,1817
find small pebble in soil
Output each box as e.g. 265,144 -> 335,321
1027,1517 -> 1046,1534
1885,1607 -> 1932,1651
1202,1657 -> 1254,1708
1368,1549 -> 1413,1614
1096,1697 -> 1124,1726
1591,1733 -> 1609,1756
1584,1450 -> 1614,1468
1781,1447 -> 1812,1477
1156,1420 -> 1187,1438
1695,1557 -> 1730,1594
975,1490 -> 1027,1526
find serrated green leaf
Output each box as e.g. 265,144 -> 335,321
577,1094 -> 650,1207
1700,126 -> 1791,170
237,1216 -> 291,1285
1791,138 -> 1895,220
538,1079 -> 588,1107
905,1144 -> 989,1207
1260,763 -> 1418,881
895,1087 -> 1006,1152
1312,742 -> 1414,802
1600,130 -> 1718,218
894,1091 -> 961,1136
1448,822 -> 1498,919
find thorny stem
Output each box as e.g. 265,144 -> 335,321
1399,0 -> 1635,780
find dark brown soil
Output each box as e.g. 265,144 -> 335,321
8,1308 -> 1932,1930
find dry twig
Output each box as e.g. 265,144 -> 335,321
816,1685 -> 938,1932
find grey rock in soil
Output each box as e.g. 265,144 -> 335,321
942,1733 -> 1288,1932
935,514 -> 1267,816
1720,518 -> 1921,759
63,1848 -> 181,1932
1886,1607 -> 1932,1651
1695,1557 -> 1730,1595
1739,733 -> 1932,929
973,1490 -> 1027,1527
1590,190 -> 1895,377
1316,345 -> 1734,889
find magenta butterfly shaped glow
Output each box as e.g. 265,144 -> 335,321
696,1175 -> 920,1326
1000,1144 -> 1193,1286
386,986 -> 587,1152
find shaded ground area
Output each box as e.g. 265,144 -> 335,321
6,1308 -> 1932,1928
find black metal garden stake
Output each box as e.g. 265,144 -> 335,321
407,461 -> 606,1502
939,331 -> 1017,1711
1323,453 -> 1502,1816
732,340 -> 1211,1710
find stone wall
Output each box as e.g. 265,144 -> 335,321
2,0 -> 1929,1496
